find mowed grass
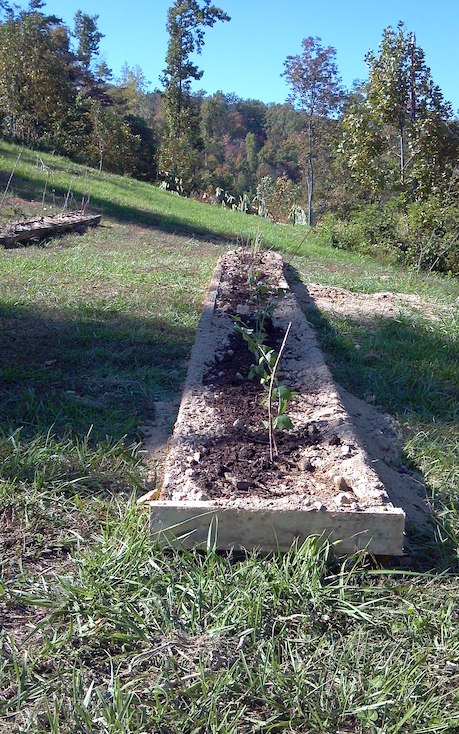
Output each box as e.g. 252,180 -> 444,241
1,141 -> 459,732
0,225 -> 215,439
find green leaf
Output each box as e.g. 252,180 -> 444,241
273,415 -> 293,431
272,385 -> 292,402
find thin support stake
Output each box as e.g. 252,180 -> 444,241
41,170 -> 50,216
267,321 -> 292,462
63,176 -> 75,213
0,151 -> 21,211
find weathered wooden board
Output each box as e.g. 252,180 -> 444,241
150,500 -> 406,555
0,212 -> 101,247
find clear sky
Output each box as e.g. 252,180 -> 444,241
40,0 -> 459,113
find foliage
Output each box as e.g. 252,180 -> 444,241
200,89 -> 228,168
317,203 -> 400,257
199,93 -> 271,200
0,6 -> 76,143
402,197 -> 459,273
317,196 -> 459,274
159,0 -> 230,193
341,23 -> 458,199
339,93 -> 387,194
73,10 -> 104,75
0,3 -> 160,181
255,174 -> 299,223
111,63 -> 150,116
283,37 -> 344,225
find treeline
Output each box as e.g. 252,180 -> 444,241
2,2 -> 459,273
0,1 -> 158,179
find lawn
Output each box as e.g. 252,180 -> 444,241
1,141 -> 459,733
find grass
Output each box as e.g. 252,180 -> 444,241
1,140 -> 459,732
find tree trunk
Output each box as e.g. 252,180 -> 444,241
399,121 -> 405,189
307,120 -> 314,226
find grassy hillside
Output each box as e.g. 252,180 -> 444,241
1,141 -> 459,733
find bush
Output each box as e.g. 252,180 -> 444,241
401,198 -> 459,274
316,203 -> 399,258
316,198 -> 459,275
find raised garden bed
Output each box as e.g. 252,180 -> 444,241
0,211 -> 101,247
147,249 -> 406,555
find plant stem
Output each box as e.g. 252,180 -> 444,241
267,322 -> 292,461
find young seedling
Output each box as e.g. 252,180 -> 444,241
250,278 -> 286,337
264,322 -> 293,460
232,278 -> 294,461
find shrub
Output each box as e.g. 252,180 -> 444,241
401,198 -> 459,274
316,203 -> 399,258
316,198 -> 459,275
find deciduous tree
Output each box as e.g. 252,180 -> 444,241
341,23 -> 456,198
111,63 -> 149,117
0,6 -> 76,142
283,37 -> 343,225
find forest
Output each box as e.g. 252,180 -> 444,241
1,0 -> 459,274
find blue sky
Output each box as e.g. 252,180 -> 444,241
40,0 -> 459,113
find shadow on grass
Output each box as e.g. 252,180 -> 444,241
0,297 -> 194,569
289,275 -> 459,427
325,311 -> 458,419
0,300 -> 192,443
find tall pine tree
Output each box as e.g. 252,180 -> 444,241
159,0 -> 229,193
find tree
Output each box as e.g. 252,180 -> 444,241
0,6 -> 76,142
200,90 -> 227,168
236,99 -> 266,141
245,132 -> 259,176
111,63 -> 149,117
73,10 -> 103,75
256,103 -> 305,183
159,0 -> 230,193
283,37 -> 343,225
340,88 -> 387,197
341,23 -> 456,198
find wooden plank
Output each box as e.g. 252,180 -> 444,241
149,501 -> 406,555
0,213 -> 101,247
